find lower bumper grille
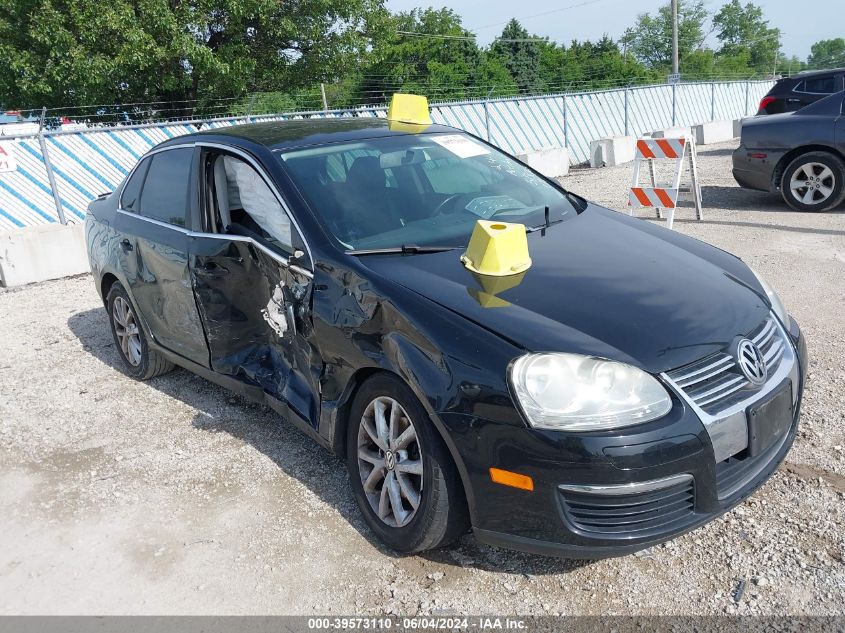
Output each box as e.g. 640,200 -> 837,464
559,475 -> 695,537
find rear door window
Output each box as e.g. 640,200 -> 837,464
139,148 -> 193,227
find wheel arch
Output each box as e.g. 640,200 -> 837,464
100,272 -> 120,306
773,144 -> 845,190
99,269 -> 156,344
328,363 -> 476,525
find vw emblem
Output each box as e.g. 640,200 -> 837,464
384,451 -> 396,471
736,338 -> 767,385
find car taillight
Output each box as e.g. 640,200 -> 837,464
759,96 -> 776,111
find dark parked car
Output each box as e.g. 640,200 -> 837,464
757,68 -> 844,114
734,90 -> 845,211
86,114 -> 806,558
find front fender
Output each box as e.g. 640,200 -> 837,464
311,261 -> 525,525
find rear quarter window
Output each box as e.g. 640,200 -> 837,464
120,158 -> 150,212
795,75 -> 837,94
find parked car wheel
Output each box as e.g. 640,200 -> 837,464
346,374 -> 468,553
106,282 -> 174,380
780,152 -> 845,212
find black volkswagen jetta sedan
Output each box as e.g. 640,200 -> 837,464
86,115 -> 807,558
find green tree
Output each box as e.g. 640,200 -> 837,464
491,19 -> 543,93
355,8 -> 516,103
807,38 -> 845,69
621,0 -> 708,71
536,37 -> 656,91
713,1 -> 779,74
567,36 -> 657,89
0,0 -> 388,113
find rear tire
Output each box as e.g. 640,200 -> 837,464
105,282 -> 174,380
780,151 -> 845,212
346,373 -> 469,553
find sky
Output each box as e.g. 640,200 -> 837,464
384,0 -> 840,61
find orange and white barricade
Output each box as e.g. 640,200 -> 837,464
628,136 -> 702,230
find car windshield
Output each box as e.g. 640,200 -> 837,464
278,132 -> 577,251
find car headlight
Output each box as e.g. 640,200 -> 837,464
509,353 -> 672,431
748,266 -> 788,325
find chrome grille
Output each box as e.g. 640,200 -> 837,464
664,317 -> 787,415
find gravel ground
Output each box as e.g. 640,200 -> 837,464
0,139 -> 843,615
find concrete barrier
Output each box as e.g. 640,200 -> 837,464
0,222 -> 90,287
516,147 -> 570,178
733,118 -> 746,139
588,136 -> 635,168
652,126 -> 693,139
694,120 -> 736,145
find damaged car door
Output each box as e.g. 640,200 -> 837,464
188,148 -> 320,427
114,146 -> 209,366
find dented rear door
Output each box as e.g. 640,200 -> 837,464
117,146 -> 208,365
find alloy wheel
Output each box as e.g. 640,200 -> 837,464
112,296 -> 142,367
789,162 -> 836,206
356,396 -> 424,528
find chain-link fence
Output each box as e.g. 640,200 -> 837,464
0,79 -> 773,231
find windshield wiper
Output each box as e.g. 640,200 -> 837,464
526,205 -> 564,233
526,219 -> 564,233
347,244 -> 458,255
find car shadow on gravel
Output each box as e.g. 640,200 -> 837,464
67,307 -> 593,576
696,185 -> 845,214
658,186 -> 845,235
697,147 -> 736,157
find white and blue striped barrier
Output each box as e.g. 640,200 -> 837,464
0,80 -> 773,231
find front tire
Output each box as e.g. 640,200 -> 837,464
346,374 -> 469,553
780,151 -> 845,212
106,282 -> 174,380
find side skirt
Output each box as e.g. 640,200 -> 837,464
153,343 -> 333,452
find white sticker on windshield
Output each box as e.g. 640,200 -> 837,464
430,134 -> 489,158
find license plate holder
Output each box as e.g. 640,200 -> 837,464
747,381 -> 793,457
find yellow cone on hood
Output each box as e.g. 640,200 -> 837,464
461,221 -> 532,277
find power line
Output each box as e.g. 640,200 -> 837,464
396,31 -> 551,43
395,31 -> 474,41
470,0 -> 608,32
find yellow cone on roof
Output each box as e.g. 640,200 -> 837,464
461,221 -> 532,277
387,93 -> 432,126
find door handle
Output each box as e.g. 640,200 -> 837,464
120,239 -> 133,252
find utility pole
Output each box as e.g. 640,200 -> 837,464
671,0 -> 679,76
772,39 -> 780,78
320,83 -> 328,112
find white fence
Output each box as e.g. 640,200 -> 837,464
0,80 -> 773,231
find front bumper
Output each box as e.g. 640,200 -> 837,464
442,317 -> 807,559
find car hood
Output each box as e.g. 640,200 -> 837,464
360,205 -> 770,374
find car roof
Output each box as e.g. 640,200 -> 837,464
781,67 -> 844,81
172,118 -> 460,152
